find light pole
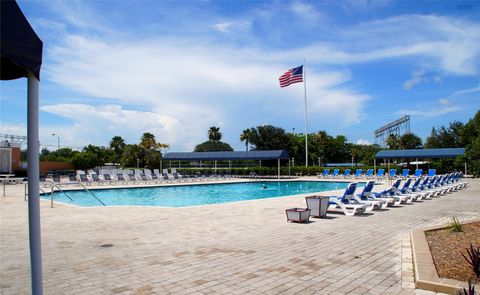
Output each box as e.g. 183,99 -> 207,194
51,133 -> 60,150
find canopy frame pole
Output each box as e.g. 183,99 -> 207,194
214,160 -> 217,174
465,162 -> 467,176
27,72 -> 44,295
416,158 -> 419,170
288,158 -> 291,178
277,158 -> 280,179
374,158 -> 376,175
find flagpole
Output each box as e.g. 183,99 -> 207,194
304,59 -> 308,167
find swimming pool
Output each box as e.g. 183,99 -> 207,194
45,181 -> 353,207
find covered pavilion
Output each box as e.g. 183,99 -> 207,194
163,150 -> 290,179
374,148 -> 466,173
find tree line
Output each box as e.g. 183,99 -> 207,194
38,110 -> 479,176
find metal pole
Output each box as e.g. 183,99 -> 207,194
303,61 -> 308,167
27,72 -> 44,295
159,150 -> 162,172
416,158 -> 419,170
374,158 -> 376,175
288,158 -> 291,177
465,162 -> 467,176
51,133 -> 59,150
277,158 -> 280,179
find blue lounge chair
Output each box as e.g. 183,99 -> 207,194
327,183 -> 368,216
414,169 -> 423,177
365,169 -> 373,178
342,169 -> 351,178
319,169 -> 330,178
372,179 -> 408,205
401,169 -> 410,178
376,169 -> 385,179
389,169 -> 397,178
353,181 -> 387,210
427,169 -> 436,177
331,169 -> 340,178
353,169 -> 363,178
397,178 -> 421,202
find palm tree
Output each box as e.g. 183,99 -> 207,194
109,136 -> 126,163
109,136 -> 126,153
208,126 -> 222,142
140,132 -> 156,149
399,133 -> 423,149
386,134 -> 400,150
240,129 -> 252,151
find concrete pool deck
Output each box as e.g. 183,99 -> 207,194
1,178 -> 479,294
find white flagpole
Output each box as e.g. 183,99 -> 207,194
303,60 -> 308,167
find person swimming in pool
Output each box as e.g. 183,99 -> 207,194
262,184 -> 267,189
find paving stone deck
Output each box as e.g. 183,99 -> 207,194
1,178 -> 479,294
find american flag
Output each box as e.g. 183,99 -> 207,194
279,65 -> 303,88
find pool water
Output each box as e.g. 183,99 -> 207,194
45,181 -> 353,207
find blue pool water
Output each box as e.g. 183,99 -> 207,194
44,181 -> 353,207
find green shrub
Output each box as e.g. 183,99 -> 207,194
448,216 -> 464,232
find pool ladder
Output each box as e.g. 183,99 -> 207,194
25,181 -> 106,207
249,172 -> 260,182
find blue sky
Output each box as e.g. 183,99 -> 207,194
1,0 -> 479,151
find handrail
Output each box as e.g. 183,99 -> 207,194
76,182 -> 106,206
24,183 -> 49,201
249,172 -> 260,182
48,181 -> 106,207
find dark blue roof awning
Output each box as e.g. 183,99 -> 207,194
164,150 -> 290,161
375,148 -> 465,159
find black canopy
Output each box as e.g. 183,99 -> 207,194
0,0 -> 43,80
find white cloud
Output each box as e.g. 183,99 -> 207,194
0,124 -> 27,137
290,1 -> 323,22
403,68 -> 443,90
403,69 -> 426,90
397,103 -> 461,118
44,34 -> 370,150
356,139 -> 371,145
212,21 -> 251,32
26,2 -> 480,150
438,98 -> 449,105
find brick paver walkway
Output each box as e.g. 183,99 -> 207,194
1,179 -> 479,294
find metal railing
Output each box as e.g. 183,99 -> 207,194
25,181 -> 106,207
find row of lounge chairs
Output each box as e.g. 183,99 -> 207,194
312,172 -> 467,216
317,168 -> 437,179
42,168 -> 233,186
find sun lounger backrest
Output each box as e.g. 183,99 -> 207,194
358,181 -> 374,199
342,182 -> 357,200
414,169 -> 423,177
402,169 -> 409,177
344,169 -> 351,175
411,177 -> 421,189
366,169 -> 373,176
355,169 -> 362,176
323,169 -> 329,176
377,169 -> 384,177
400,178 -> 411,192
389,169 -> 397,177
332,169 -> 339,176
428,169 -> 436,177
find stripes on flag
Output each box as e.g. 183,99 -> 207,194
279,65 -> 303,88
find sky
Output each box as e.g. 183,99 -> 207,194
1,0 -> 479,152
